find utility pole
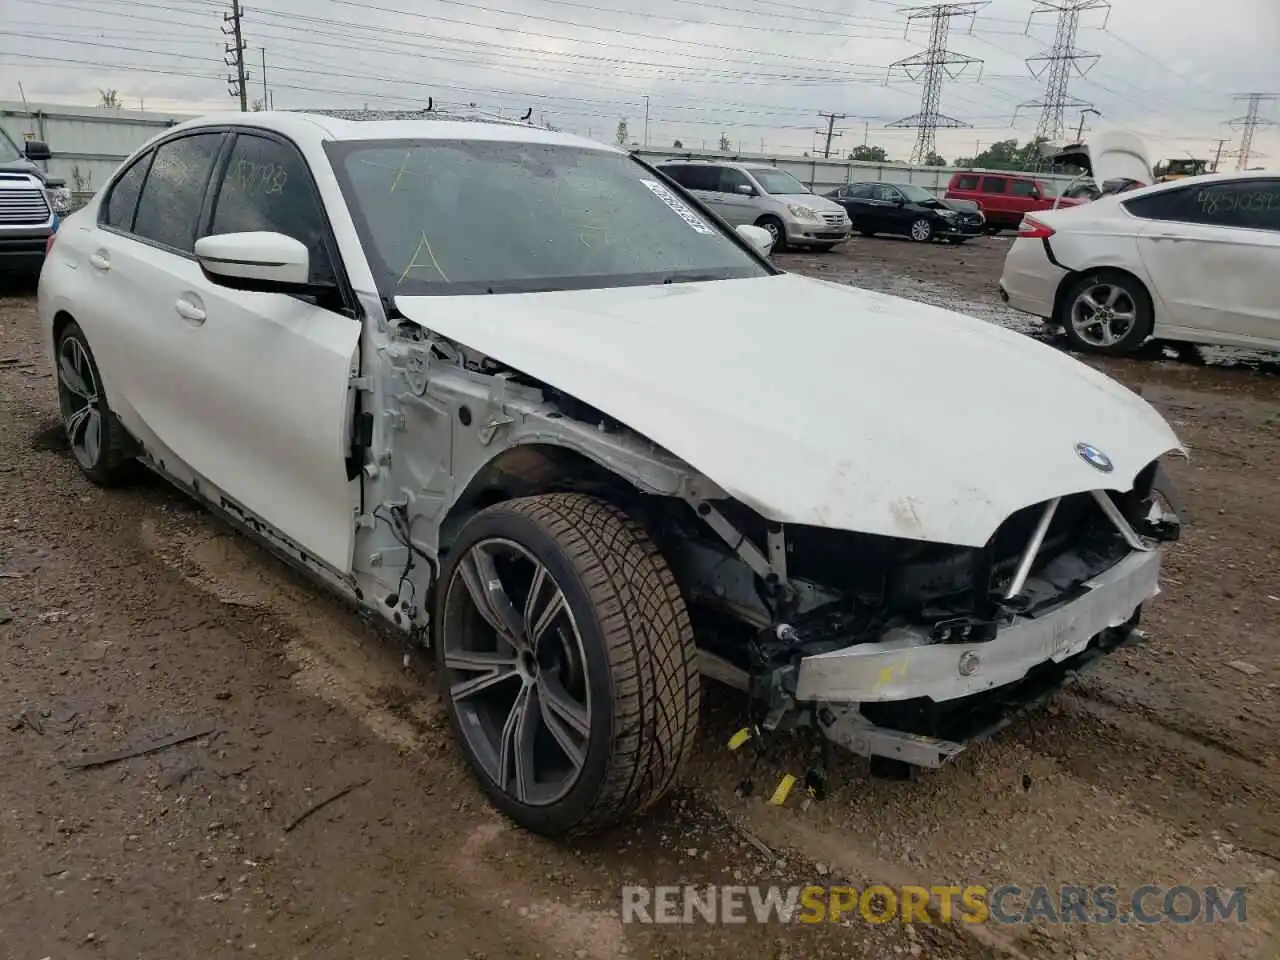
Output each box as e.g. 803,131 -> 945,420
260,47 -> 269,110
816,111 -> 846,159
1210,137 -> 1231,172
643,96 -> 650,146
1075,107 -> 1100,141
1015,1 -> 1109,142
1228,92 -> 1278,170
887,3 -> 987,166
223,0 -> 248,111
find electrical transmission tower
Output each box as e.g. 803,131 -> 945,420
1015,0 -> 1110,142
223,0 -> 249,112
1228,93 -> 1277,170
886,2 -> 987,165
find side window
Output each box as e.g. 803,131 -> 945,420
981,176 -> 1008,194
102,152 -> 153,232
719,168 -> 753,194
953,174 -> 980,190
660,165 -> 692,188
132,133 -> 223,252
845,184 -> 872,199
1131,179 -> 1280,232
665,165 -> 717,191
207,133 -> 335,283
1009,180 -> 1037,197
872,184 -> 900,202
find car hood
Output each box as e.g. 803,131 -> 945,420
1052,130 -> 1154,190
771,192 -> 845,213
395,275 -> 1182,547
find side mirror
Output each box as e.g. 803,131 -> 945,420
736,223 -> 774,257
736,183 -> 755,196
24,140 -> 51,161
194,232 -> 325,294
895,198 -> 905,207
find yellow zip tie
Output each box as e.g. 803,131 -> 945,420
727,728 -> 752,751
768,774 -> 797,806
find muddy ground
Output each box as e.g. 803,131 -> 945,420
1,236 -> 1277,960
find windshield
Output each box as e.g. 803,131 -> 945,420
897,184 -> 938,203
328,140 -> 770,296
747,168 -> 809,195
0,128 -> 21,163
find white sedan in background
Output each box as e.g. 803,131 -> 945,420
999,171 -> 1279,355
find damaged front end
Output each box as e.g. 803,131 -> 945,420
671,463 -> 1181,772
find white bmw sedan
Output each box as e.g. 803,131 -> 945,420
41,111 -> 1184,838
999,171 -> 1279,356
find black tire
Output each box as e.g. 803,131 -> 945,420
756,215 -> 786,251
55,320 -> 136,486
909,217 -> 934,243
434,493 -> 699,838
1057,271 -> 1154,356
984,225 -> 1003,235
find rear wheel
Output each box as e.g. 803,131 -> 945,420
55,321 -> 135,486
435,493 -> 699,837
909,218 -> 934,242
1058,271 -> 1154,355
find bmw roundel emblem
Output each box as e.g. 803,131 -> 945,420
1075,442 -> 1113,473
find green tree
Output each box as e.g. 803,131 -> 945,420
98,88 -> 121,109
924,151 -> 947,167
953,137 -> 1050,171
615,120 -> 629,146
849,144 -> 888,162
718,132 -> 731,152
673,139 -> 683,148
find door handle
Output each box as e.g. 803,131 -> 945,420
88,251 -> 110,271
175,295 -> 207,325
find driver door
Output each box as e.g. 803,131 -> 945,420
714,167 -> 760,225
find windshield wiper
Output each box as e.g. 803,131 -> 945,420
661,273 -> 723,285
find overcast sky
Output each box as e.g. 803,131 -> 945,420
2,0 -> 1277,165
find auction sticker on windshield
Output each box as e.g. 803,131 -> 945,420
640,179 -> 714,234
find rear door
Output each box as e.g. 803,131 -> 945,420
835,182 -> 875,223
868,183 -> 910,234
1007,178 -> 1041,220
1129,178 -> 1280,347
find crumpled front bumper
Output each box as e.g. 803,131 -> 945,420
794,546 -> 1162,705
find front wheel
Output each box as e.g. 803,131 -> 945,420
756,216 -> 786,252
435,493 -> 700,838
1058,272 -> 1154,355
909,218 -> 934,242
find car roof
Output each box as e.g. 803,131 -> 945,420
162,110 -> 623,154
1101,168 -> 1276,202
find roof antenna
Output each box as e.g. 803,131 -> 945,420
520,106 -> 533,122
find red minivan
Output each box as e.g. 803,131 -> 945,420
943,171 -> 1085,233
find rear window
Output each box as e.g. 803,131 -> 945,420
662,164 -> 719,192
952,174 -> 979,191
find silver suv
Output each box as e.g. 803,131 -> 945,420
658,160 -> 851,251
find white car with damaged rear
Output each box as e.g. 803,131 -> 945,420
40,110 -> 1185,838
999,170 -> 1280,355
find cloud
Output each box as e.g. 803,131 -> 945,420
1,0 -> 1275,164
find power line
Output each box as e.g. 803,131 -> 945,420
1228,92 -> 1277,171
1015,0 -> 1110,142
816,110 -> 845,158
887,2 -> 987,165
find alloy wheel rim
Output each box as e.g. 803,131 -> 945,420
57,337 -> 103,470
912,220 -> 930,240
764,221 -> 780,241
442,538 -> 592,806
1070,283 -> 1137,348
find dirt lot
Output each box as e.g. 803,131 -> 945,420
1,237 -> 1277,960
